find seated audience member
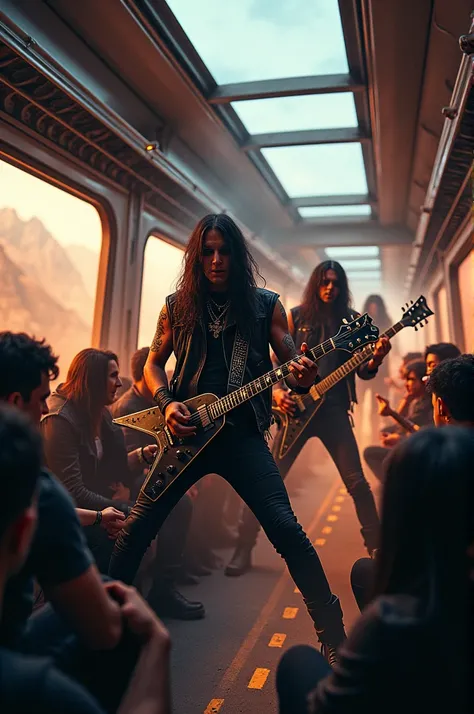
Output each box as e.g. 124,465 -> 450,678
363,360 -> 432,482
277,427 -> 474,714
425,342 -> 461,375
351,353 -> 474,615
384,351 -> 422,392
111,348 -> 205,593
0,404 -> 172,714
43,348 -> 204,620
427,353 -> 474,427
0,332 -> 122,654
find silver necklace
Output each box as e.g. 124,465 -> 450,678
207,300 -> 230,338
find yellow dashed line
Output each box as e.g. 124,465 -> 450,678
268,633 -> 287,648
282,607 -> 299,619
314,538 -> 326,546
332,505 -> 341,512
327,514 -> 338,522
335,496 -> 344,503
321,526 -> 332,534
204,699 -> 224,713
248,668 -> 270,689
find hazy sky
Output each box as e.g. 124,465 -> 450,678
0,160 -> 102,253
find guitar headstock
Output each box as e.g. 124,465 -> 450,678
399,295 -> 434,330
333,313 -> 380,353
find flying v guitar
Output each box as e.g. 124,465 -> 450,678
272,295 -> 434,461
113,313 -> 379,502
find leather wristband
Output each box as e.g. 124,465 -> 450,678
94,510 -> 102,526
153,387 -> 173,415
291,382 -> 311,394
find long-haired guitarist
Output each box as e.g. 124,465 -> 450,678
109,215 -> 347,662
226,261 -> 391,577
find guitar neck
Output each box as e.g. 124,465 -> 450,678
208,337 -> 336,420
389,411 -> 418,434
310,321 -> 404,400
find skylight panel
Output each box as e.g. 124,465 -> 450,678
262,144 -> 368,197
166,0 -> 348,84
299,205 -> 371,219
232,94 -> 357,135
345,270 -> 381,281
338,259 -> 381,270
325,246 -> 379,258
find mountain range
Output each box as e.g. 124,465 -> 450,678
0,207 -> 97,379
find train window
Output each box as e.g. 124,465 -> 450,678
0,160 -> 102,382
138,235 -> 184,368
457,248 -> 474,351
435,285 -> 450,342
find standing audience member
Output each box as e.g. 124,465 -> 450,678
277,427 -> 474,714
363,360 -> 432,482
43,348 -> 205,620
0,405 -> 172,714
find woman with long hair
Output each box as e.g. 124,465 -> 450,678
277,426 -> 474,713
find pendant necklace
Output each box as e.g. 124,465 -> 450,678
207,299 -> 230,338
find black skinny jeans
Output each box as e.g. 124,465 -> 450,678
110,423 -> 345,644
237,402 -> 380,554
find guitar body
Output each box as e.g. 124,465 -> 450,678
272,392 -> 326,462
113,393 -> 224,502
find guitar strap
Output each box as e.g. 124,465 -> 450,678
227,330 -> 249,391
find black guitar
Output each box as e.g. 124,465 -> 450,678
272,295 -> 434,461
113,314 -> 379,502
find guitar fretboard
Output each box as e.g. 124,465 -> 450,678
207,337 -> 336,420
310,321 -> 404,400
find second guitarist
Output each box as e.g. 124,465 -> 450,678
226,261 -> 391,576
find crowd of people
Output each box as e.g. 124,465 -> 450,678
0,213 -> 472,714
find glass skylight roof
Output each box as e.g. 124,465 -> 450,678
262,144 -> 368,197
232,93 -> 357,135
325,246 -> 380,258
338,259 -> 381,270
299,205 -> 371,219
166,0 -> 349,84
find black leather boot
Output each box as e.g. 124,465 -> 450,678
306,594 -> 346,665
149,583 -> 205,620
224,545 -> 253,576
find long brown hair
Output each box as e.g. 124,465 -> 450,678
174,214 -> 263,336
60,348 -> 118,436
300,260 -> 353,324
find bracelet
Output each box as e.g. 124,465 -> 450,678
153,387 -> 173,415
140,446 -> 154,466
94,510 -> 102,526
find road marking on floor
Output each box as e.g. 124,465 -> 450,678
282,607 -> 299,619
335,496 -> 345,503
332,505 -> 341,512
213,478 -> 341,694
248,668 -> 270,689
268,633 -> 287,647
314,538 -> 326,546
204,699 -> 224,713
327,514 -> 338,522
322,526 -> 332,534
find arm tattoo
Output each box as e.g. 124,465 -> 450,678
151,307 -> 167,352
282,332 -> 298,359
277,300 -> 287,320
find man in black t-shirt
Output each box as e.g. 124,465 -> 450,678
0,403 -> 172,714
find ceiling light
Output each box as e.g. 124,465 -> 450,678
325,246 -> 379,258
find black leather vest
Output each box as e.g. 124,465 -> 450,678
167,288 -> 279,434
291,304 -> 359,405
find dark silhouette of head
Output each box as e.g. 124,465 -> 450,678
175,214 -> 263,336
374,426 -> 474,707
427,354 -> 474,426
362,294 -> 392,331
131,347 -> 150,384
300,260 -> 353,323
